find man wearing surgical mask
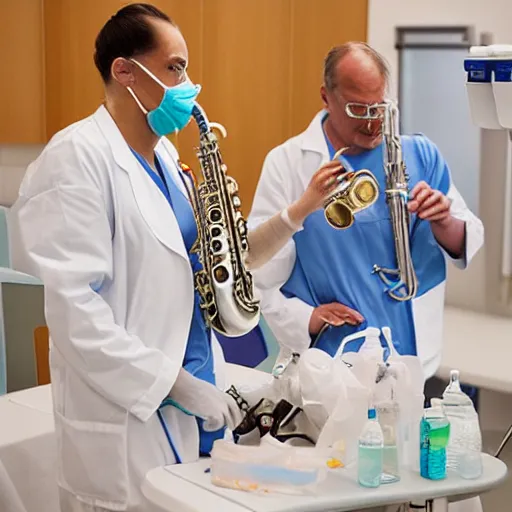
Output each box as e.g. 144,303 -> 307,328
8,4 -> 344,512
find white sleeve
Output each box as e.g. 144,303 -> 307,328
445,183 -> 484,269
8,148 -> 179,423
248,148 -> 314,355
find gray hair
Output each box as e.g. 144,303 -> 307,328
323,42 -> 390,91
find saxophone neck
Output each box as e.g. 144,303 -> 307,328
383,100 -> 404,173
191,103 -> 210,135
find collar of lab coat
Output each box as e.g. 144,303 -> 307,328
298,110 -> 330,159
93,105 -> 190,262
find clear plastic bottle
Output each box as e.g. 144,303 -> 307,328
374,363 -> 401,484
376,399 -> 401,484
358,408 -> 384,488
441,369 -> 482,478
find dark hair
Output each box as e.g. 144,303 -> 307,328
94,3 -> 176,83
323,42 -> 390,91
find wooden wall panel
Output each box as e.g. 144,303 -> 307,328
290,0 -> 369,132
0,0 -> 45,143
44,0 -> 203,138
44,0 -> 126,137
200,0 -> 292,215
40,0 -> 368,211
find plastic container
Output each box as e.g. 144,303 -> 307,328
442,370 -> 483,478
489,45 -> 512,129
376,399 -> 401,484
464,46 -> 502,129
381,327 -> 425,473
334,326 -> 384,361
420,405 -> 450,480
210,439 -> 329,495
358,408 -> 384,488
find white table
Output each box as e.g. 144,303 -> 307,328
439,306 -> 512,393
0,385 -> 59,512
142,454 -> 507,512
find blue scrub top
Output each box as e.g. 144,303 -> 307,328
130,148 -> 223,456
281,118 -> 451,357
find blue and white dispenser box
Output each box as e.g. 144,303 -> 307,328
464,44 -> 512,130
490,45 -> 512,129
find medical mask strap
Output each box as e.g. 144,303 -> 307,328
126,58 -> 168,116
130,58 -> 168,90
126,86 -> 149,114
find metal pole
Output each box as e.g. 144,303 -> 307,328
495,422 -> 512,459
429,497 -> 448,512
404,498 -> 448,511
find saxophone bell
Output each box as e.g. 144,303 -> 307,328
323,147 -> 379,229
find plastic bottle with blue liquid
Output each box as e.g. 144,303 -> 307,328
420,402 -> 450,480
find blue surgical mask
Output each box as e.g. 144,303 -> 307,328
127,59 -> 201,136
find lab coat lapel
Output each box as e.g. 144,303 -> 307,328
299,110 -> 331,160
295,110 -> 332,188
93,106 -> 189,262
156,139 -> 191,198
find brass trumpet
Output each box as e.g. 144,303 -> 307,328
323,147 -> 379,229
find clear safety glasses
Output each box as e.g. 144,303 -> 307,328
345,102 -> 387,120
131,58 -> 189,86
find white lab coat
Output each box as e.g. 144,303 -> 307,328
8,105 -> 226,511
248,111 -> 484,380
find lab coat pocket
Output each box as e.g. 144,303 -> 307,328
56,413 -> 128,510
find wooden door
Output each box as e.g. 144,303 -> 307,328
0,0 -> 45,143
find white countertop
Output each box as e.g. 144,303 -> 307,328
142,454 -> 507,512
0,384 -> 53,448
0,384 -> 58,512
439,306 -> 512,393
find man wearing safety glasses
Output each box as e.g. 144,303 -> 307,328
248,42 -> 483,386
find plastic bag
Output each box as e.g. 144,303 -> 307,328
379,327 -> 425,471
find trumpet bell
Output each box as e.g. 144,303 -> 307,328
323,170 -> 379,229
324,201 -> 354,229
352,176 -> 378,204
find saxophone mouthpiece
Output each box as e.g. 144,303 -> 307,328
209,122 -> 227,139
332,147 -> 350,160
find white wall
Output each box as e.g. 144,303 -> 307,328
368,0 -> 512,314
368,0 -> 512,100
368,0 -> 512,442
0,145 -> 42,207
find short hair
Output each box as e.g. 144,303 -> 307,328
323,42 -> 390,91
94,3 -> 177,83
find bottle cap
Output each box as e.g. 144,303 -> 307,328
450,369 -> 460,381
368,408 -> 377,420
431,398 -> 443,408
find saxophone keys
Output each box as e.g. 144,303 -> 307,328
237,219 -> 247,235
208,208 -> 222,223
232,195 -> 241,208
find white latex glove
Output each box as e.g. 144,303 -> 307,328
168,369 -> 243,431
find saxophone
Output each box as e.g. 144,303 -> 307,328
181,102 -> 260,337
372,100 -> 418,301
